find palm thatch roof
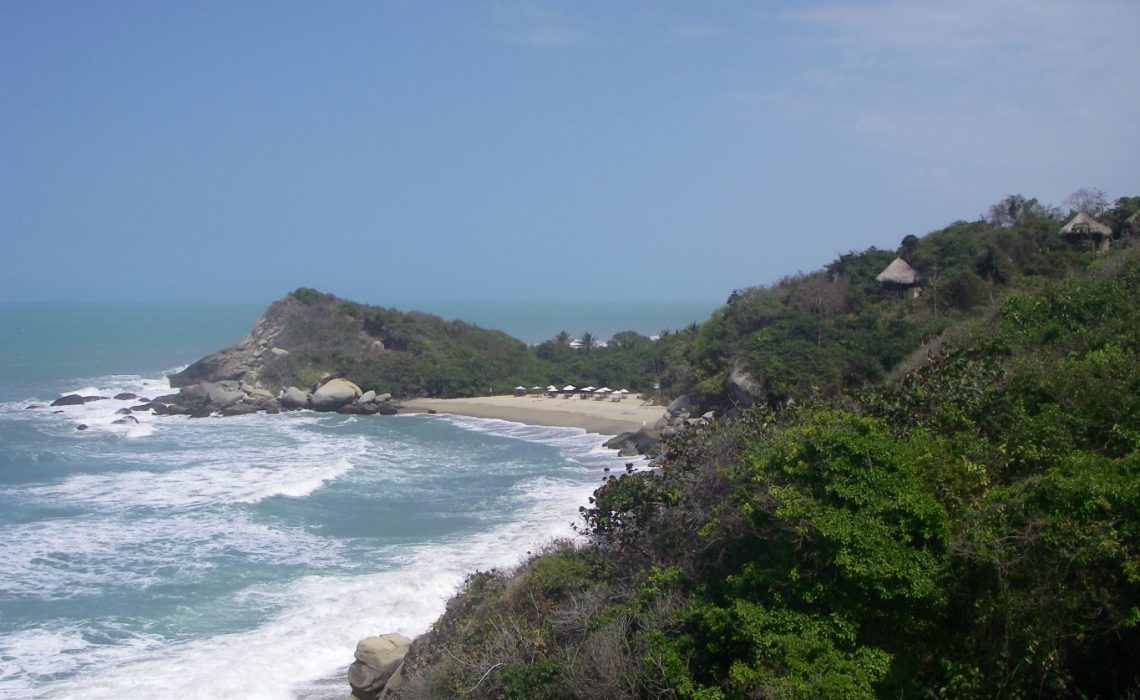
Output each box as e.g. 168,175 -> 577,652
1060,212 -> 1112,237
875,257 -> 922,286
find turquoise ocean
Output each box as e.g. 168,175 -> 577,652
0,300 -> 716,699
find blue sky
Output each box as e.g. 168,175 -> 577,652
3,1 -> 1138,303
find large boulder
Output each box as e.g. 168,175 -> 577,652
206,382 -> 244,409
339,402 -> 380,415
51,394 -> 86,407
310,378 -> 362,412
280,386 -> 310,410
220,403 -> 259,417
726,362 -> 764,407
665,394 -> 692,417
603,424 -> 663,457
348,633 -> 412,700
50,394 -> 108,406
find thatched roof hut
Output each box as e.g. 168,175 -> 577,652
1060,212 -> 1112,237
1060,212 -> 1112,252
875,257 -> 922,287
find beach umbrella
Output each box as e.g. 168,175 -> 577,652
546,385 -> 557,391
597,387 -> 612,393
530,386 -> 542,391
618,389 -> 630,394
514,386 -> 526,390
562,385 -> 576,392
582,386 -> 596,392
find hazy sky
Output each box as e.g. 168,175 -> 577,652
3,1 -> 1138,303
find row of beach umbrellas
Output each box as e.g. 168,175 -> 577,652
513,385 -> 631,396
555,385 -> 628,395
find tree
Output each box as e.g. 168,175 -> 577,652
986,194 -> 1055,227
898,234 -> 920,261
609,330 -> 650,349
785,273 -> 847,346
553,330 -> 571,345
1107,196 -> 1140,235
946,270 -> 987,310
927,262 -> 944,316
1064,187 -> 1109,217
975,241 -> 1014,286
579,332 -> 596,353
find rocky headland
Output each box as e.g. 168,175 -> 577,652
123,287 -> 703,452
138,287 -> 545,418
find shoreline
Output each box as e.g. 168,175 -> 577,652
400,395 -> 666,436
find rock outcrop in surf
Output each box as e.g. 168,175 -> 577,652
136,378 -> 400,418
348,633 -> 412,700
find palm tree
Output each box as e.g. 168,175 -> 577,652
580,331 -> 596,353
554,330 -> 571,345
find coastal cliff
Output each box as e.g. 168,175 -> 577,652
167,301 -> 293,389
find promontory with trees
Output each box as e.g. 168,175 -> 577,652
345,191 -> 1140,699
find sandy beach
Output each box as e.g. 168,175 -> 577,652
401,394 -> 667,435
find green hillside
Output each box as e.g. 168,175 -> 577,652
658,195 -> 1139,411
385,197 -> 1140,699
249,288 -> 550,397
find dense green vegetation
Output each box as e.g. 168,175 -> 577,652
388,195 -> 1140,698
658,196 -> 1126,410
259,194 -> 1140,407
255,291 -> 551,397
255,290 -> 691,398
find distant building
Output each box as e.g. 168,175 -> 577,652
875,257 -> 923,297
1060,212 -> 1113,253
568,338 -> 606,350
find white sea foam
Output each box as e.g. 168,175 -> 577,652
0,372 -> 174,438
19,437 -> 603,699
1,395 -> 639,698
23,454 -> 356,510
0,623 -> 168,698
14,413 -> 367,509
0,510 -> 347,600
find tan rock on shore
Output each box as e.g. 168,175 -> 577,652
348,633 -> 412,700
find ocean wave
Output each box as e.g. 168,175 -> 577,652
0,388 -> 642,698
12,463 -> 601,700
19,453 -> 357,510
0,622 -> 168,699
0,509 -> 348,601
